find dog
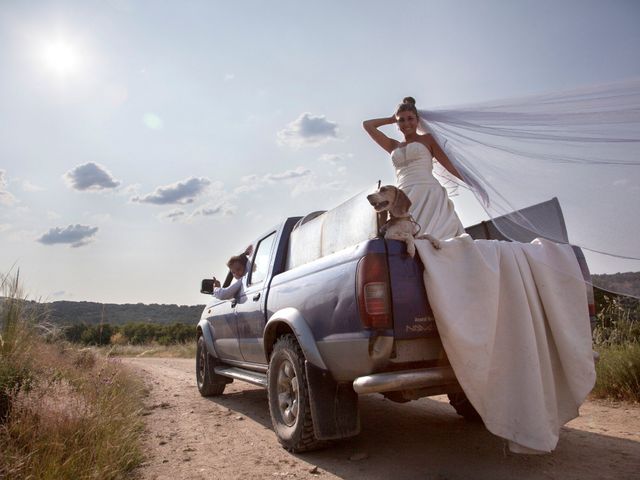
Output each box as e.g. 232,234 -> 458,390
367,185 -> 441,257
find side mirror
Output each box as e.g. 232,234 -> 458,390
200,279 -> 214,295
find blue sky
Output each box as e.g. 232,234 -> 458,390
1,0 -> 639,304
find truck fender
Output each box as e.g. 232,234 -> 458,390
197,319 -> 220,359
264,307 -> 328,370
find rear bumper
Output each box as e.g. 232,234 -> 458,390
352,366 -> 457,394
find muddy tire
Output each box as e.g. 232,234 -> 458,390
196,336 -> 227,397
267,334 -> 323,452
448,392 -> 482,422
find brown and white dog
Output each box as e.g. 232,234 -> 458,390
367,185 -> 441,257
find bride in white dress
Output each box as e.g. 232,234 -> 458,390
363,97 -> 464,239
363,97 -> 596,454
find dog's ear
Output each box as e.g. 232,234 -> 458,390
390,187 -> 412,217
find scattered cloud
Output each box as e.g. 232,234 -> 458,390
192,202 -> 237,218
47,211 -> 62,220
241,167 -> 311,186
64,162 -> 121,191
319,153 -> 353,165
0,170 -> 17,205
132,177 -> 213,205
159,208 -> 187,222
22,180 -> 45,192
291,175 -> 348,197
277,113 -> 339,148
37,224 -> 99,248
224,73 -> 235,81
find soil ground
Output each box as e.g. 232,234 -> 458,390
123,357 -> 640,480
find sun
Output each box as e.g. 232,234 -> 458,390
42,40 -> 80,76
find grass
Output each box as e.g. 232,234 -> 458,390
0,272 -> 147,480
591,291 -> 640,403
93,341 -> 197,358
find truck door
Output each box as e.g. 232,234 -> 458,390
206,276 -> 243,361
236,231 -> 277,364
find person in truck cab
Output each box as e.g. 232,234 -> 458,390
211,245 -> 253,300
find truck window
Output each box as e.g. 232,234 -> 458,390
249,232 -> 276,285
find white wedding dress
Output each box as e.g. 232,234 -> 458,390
391,142 -> 596,454
391,141 -> 464,239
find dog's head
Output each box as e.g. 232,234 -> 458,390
367,185 -> 412,217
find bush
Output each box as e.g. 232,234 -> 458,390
592,343 -> 640,402
0,272 -> 34,421
0,272 -> 146,479
592,289 -> 640,402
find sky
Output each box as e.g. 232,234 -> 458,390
1,0 -> 639,305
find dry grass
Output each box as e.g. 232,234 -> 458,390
592,294 -> 640,402
1,272 -> 147,479
94,341 -> 197,359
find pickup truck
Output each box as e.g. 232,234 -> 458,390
196,185 -> 595,452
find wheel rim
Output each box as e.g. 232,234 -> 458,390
276,359 -> 299,427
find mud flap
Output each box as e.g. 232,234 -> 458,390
305,361 -> 360,440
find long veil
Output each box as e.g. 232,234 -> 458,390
418,78 -> 640,298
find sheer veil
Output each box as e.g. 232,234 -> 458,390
417,78 -> 640,297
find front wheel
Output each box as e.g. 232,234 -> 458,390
196,336 -> 228,397
267,334 -> 323,452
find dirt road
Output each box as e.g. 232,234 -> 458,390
123,357 -> 640,480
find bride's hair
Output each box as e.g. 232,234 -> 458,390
396,97 -> 418,117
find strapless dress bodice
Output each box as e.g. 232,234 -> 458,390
392,142 -> 439,187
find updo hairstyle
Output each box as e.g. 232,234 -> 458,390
395,96 -> 418,117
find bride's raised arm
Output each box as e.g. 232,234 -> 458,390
362,116 -> 399,153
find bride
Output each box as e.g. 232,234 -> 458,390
363,97 -> 465,240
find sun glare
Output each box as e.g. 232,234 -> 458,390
42,40 -> 80,76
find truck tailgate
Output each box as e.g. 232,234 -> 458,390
385,239 -> 437,339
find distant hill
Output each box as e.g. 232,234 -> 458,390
591,272 -> 640,298
18,300 -> 206,326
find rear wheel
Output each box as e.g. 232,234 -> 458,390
267,334 -> 323,452
448,392 -> 482,422
196,336 -> 228,397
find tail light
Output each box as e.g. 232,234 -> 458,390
356,253 -> 392,329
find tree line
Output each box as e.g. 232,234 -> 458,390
63,322 -> 195,346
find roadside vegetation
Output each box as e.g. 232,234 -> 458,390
61,321 -> 197,358
591,288 -> 640,402
0,272 -> 146,479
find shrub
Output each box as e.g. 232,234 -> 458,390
592,343 -> 640,402
592,289 -> 640,402
0,272 -> 145,479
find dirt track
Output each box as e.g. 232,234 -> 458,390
123,357 -> 640,480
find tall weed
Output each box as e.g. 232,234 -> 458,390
592,290 -> 640,402
0,273 -> 146,479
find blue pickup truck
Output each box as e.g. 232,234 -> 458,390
196,186 -> 595,452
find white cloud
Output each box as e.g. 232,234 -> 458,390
192,202 -> 236,218
22,180 -> 45,192
319,153 -> 353,165
224,73 -> 235,81
0,170 -> 17,205
159,208 -> 187,222
132,177 -> 214,205
236,167 -> 312,195
277,113 -> 339,148
37,224 -> 99,248
291,176 -> 347,197
64,162 -> 120,191
0,224 -> 11,232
